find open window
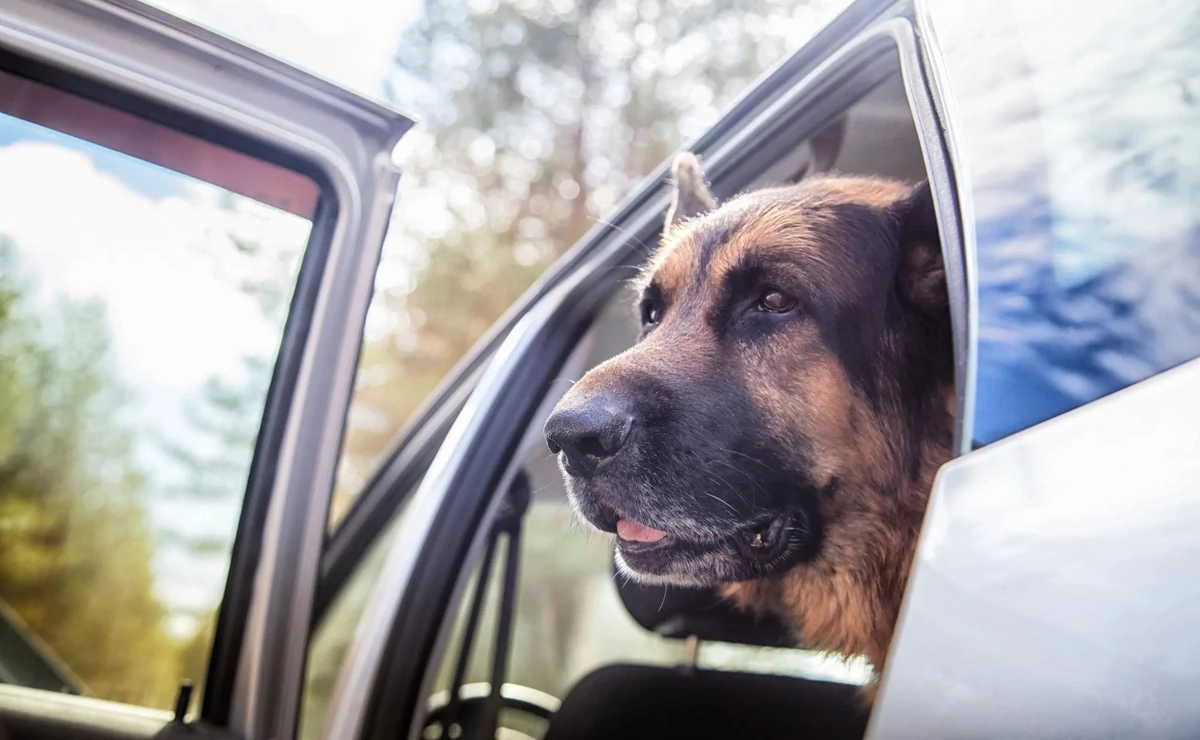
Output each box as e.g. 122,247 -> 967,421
411,29 -> 962,740
320,7 -> 966,740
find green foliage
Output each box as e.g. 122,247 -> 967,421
0,239 -> 177,707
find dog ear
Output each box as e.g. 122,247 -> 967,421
664,152 -> 716,235
894,180 -> 947,313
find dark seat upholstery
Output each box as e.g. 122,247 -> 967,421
543,664 -> 869,740
540,558 -> 868,740
617,577 -> 796,648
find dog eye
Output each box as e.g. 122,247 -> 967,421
755,290 -> 796,314
641,299 -> 663,326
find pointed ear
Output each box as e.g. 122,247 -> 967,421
664,152 -> 716,236
894,180 -> 947,313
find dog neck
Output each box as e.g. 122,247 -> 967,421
723,375 -> 955,696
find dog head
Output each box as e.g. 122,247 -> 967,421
545,153 -> 952,587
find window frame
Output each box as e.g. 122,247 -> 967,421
314,3 -> 972,738
0,1 -> 413,739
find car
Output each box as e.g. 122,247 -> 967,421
0,0 -> 1198,739
0,598 -> 82,696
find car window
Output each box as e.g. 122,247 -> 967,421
420,288 -> 871,731
0,70 -> 314,709
422,477 -> 870,733
437,497 -> 872,690
300,500 -> 415,740
928,0 -> 1200,446
323,0 -> 854,529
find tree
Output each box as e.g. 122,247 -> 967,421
0,239 -> 176,707
157,232 -> 303,691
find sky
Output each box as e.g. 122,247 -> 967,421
0,113 -> 312,635
144,0 -> 424,101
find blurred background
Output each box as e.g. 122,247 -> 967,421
0,0 -> 857,718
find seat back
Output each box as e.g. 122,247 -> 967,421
544,664 -> 868,740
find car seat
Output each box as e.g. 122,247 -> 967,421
542,571 -> 870,740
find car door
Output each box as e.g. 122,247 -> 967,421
868,0 -> 1200,737
312,1 -> 971,737
0,1 -> 411,739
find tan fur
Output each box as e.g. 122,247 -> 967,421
555,154 -> 954,706
652,169 -> 953,700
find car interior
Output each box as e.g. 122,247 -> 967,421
421,47 -> 938,740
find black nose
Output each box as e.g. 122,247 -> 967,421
544,396 -> 634,477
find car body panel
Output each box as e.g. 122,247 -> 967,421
870,355 -> 1200,739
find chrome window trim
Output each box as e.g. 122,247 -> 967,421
0,2 -> 413,738
912,0 -> 980,454
884,14 -> 972,455
324,11 -> 969,739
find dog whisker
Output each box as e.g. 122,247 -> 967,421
700,490 -> 740,516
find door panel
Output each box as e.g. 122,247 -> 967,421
0,1 -> 413,739
870,357 -> 1200,739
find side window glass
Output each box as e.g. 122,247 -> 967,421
0,70 -> 315,707
933,0 -> 1200,444
417,471 -> 870,739
300,501 -> 414,740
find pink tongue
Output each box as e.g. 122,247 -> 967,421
616,518 -> 667,543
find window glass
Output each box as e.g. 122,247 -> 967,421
300,501 -> 413,740
0,72 -> 313,708
928,0 -> 1200,445
423,491 -> 869,724
323,0 -> 853,528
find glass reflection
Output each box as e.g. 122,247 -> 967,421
931,0 -> 1200,445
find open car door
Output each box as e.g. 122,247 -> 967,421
0,1 -> 412,739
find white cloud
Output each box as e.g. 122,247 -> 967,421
145,0 -> 424,100
0,140 -> 308,389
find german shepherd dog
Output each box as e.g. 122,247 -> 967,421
544,153 -> 954,698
